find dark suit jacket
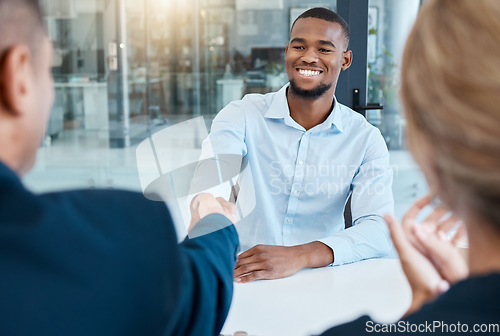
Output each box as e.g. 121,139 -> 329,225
0,161 -> 239,336
320,273 -> 500,335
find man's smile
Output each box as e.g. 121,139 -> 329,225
296,67 -> 324,78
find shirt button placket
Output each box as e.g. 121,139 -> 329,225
283,132 -> 309,245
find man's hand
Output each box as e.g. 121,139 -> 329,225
189,193 -> 237,232
385,195 -> 468,316
233,242 -> 333,283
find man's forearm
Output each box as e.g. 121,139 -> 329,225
297,241 -> 334,268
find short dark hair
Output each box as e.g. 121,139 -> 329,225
0,0 -> 46,62
291,7 -> 350,49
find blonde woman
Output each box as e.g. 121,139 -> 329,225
321,0 -> 500,334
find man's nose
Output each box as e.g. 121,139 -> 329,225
300,48 -> 319,63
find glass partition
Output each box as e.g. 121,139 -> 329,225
366,0 -> 424,218
27,0 -> 339,193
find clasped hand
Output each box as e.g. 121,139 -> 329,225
385,195 -> 468,315
189,193 -> 237,232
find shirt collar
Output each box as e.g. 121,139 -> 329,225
264,83 -> 290,119
264,83 -> 344,133
323,95 -> 344,133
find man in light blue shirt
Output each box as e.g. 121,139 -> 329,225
204,8 -> 393,283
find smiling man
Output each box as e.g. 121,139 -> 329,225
205,7 -> 394,282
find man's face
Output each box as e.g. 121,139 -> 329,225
23,36 -> 54,172
285,18 -> 352,99
36,37 -> 55,127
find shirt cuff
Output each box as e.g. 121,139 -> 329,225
318,235 -> 355,266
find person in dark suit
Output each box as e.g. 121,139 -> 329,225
320,0 -> 500,334
0,0 -> 238,335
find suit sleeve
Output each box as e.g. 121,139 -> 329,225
166,213 -> 239,336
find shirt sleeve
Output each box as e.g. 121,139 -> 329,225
202,101 -> 248,158
318,128 -> 394,266
188,101 -> 248,197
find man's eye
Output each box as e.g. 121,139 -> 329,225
319,48 -> 332,53
293,46 -> 304,50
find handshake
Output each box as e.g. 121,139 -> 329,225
189,193 -> 238,232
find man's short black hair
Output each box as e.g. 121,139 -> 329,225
0,0 -> 46,60
291,7 -> 350,49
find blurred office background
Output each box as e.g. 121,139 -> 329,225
26,0 -> 424,220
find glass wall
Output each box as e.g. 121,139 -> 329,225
366,0 -> 424,218
366,0 -> 419,151
27,0 -> 424,222
27,0 -> 338,192
44,0 -> 107,138
122,0 -> 338,124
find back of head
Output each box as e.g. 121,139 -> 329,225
0,0 -> 49,175
401,0 -> 500,228
0,0 -> 45,63
291,7 -> 350,48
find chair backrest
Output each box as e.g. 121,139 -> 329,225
343,194 -> 352,229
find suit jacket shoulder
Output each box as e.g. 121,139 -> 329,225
0,162 -> 238,336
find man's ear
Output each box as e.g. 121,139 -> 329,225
0,45 -> 32,116
341,50 -> 353,70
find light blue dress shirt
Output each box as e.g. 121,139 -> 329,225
204,84 -> 394,266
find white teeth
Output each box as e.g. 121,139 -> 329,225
298,69 -> 321,77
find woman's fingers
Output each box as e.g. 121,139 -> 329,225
414,224 -> 468,284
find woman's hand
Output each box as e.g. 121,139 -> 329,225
385,195 -> 468,315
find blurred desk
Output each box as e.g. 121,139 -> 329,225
222,259 -> 411,336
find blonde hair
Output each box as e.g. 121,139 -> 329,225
401,0 -> 500,227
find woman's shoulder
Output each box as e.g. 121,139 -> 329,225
405,273 -> 500,325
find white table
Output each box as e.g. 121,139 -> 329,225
221,259 -> 411,336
